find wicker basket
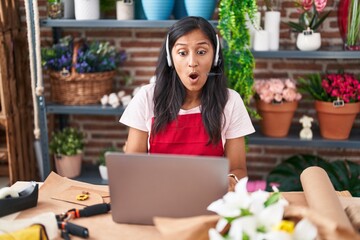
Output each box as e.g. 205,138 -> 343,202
49,43 -> 115,105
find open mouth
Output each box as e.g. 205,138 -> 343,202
189,72 -> 199,80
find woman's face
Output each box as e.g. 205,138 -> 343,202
171,29 -> 214,95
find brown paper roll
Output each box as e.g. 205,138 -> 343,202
300,166 -> 353,229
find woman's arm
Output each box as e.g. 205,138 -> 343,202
124,127 -> 148,153
224,137 -> 247,191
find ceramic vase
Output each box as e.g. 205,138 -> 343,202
315,101 -> 360,140
117,0 -> 134,20
184,0 -> 216,20
141,0 -> 174,20
256,100 -> 298,138
296,30 -> 321,51
99,165 -> 108,180
54,154 -> 82,178
74,0 -> 100,20
135,0 -> 146,19
173,0 -> 187,19
264,11 -> 280,50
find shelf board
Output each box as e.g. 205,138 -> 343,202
40,19 -> 219,28
252,49 -> 360,59
46,103 -> 125,115
248,126 -> 360,148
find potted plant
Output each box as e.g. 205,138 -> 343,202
217,0 -> 258,118
41,36 -> 126,105
49,127 -> 85,178
338,0 -> 360,50
97,146 -> 119,180
253,78 -> 302,137
298,72 -> 360,140
286,0 -> 331,51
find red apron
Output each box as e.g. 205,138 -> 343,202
149,113 -> 224,156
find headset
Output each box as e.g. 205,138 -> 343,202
166,34 -> 220,68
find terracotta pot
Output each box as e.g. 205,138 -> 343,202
315,101 -> 360,140
54,153 -> 82,178
256,100 -> 298,138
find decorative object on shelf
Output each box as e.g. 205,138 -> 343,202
116,0 -> 134,20
246,11 -> 261,49
296,28 -> 321,51
63,0 -> 75,19
299,115 -> 314,140
207,177 -> 318,240
49,127 -> 84,178
134,0 -> 146,19
338,0 -> 360,50
141,0 -> 175,20
184,0 -> 216,20
74,0 -> 100,20
253,29 -> 270,51
173,0 -> 187,19
97,146 -> 118,180
263,1 -> 281,51
47,0 -> 63,19
265,154 -> 360,197
217,0 -> 258,118
41,36 -> 127,105
286,0 -> 330,51
254,78 -> 302,137
298,72 -> 360,140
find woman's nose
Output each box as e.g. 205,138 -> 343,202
188,53 -> 199,67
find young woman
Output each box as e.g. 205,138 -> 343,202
120,16 -> 255,190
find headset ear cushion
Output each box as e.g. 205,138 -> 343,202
167,54 -> 172,67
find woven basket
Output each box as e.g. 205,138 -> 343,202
49,42 -> 115,105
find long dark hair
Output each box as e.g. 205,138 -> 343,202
152,16 -> 228,144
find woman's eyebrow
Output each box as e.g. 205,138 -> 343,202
174,41 -> 211,48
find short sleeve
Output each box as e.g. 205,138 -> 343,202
223,89 -> 255,139
119,84 -> 154,132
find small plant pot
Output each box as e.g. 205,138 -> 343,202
296,30 -> 321,51
54,154 -> 82,178
99,165 -> 108,180
315,101 -> 360,140
256,100 -> 298,138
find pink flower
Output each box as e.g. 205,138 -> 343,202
322,73 -> 360,103
254,78 -> 302,103
299,0 -> 313,11
314,0 -> 327,12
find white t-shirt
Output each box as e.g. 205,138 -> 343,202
120,83 -> 255,147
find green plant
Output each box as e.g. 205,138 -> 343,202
286,0 -> 331,33
266,154 -> 360,197
347,0 -> 360,47
298,72 -> 360,103
41,36 -> 126,73
97,146 -> 118,166
100,0 -> 116,12
49,127 -> 84,156
217,0 -> 258,117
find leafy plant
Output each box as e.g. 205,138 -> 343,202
97,146 -> 119,166
347,0 -> 360,47
49,127 -> 84,156
217,0 -> 258,117
266,154 -> 360,197
41,36 -> 126,73
298,72 -> 360,103
286,0 -> 331,33
100,0 -> 116,12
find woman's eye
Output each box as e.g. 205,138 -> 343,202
197,50 -> 207,55
178,51 -> 187,56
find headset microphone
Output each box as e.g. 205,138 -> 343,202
166,33 -> 220,68
207,72 -> 222,76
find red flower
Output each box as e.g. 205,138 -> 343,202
322,73 -> 360,103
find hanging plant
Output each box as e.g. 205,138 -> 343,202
217,0 -> 258,117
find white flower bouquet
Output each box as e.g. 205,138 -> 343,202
207,177 -> 318,240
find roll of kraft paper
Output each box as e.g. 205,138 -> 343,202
300,166 -> 353,230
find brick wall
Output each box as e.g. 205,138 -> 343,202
21,0 -> 360,180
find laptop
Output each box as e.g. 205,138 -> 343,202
106,152 -> 229,225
